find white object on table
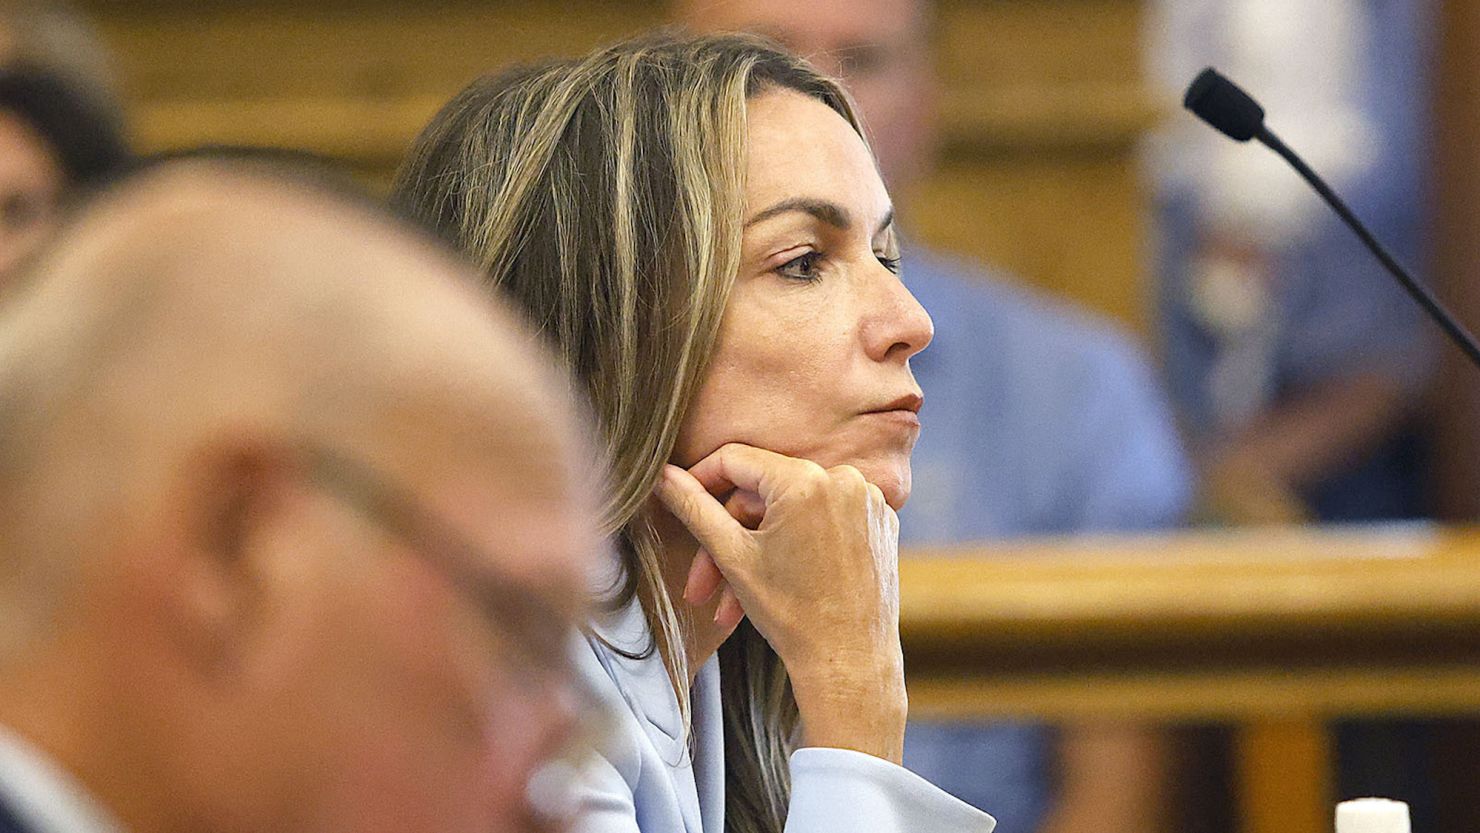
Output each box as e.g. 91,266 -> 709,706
1336,798 -> 1411,833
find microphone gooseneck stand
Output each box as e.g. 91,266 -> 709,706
1182,67 -> 1480,372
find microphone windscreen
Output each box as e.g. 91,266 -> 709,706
1183,68 -> 1265,142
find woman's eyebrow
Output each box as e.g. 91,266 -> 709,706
744,198 -> 897,237
745,197 -> 852,229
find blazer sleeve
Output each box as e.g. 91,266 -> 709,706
785,748 -> 996,832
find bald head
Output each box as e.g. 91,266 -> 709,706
0,163 -> 600,833
0,163 -> 586,619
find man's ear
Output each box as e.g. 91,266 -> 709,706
156,437 -> 298,678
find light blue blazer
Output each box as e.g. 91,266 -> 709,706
571,596 -> 996,833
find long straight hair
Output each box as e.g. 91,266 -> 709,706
390,33 -> 865,833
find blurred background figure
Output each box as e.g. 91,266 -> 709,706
0,67 -> 128,284
1145,0 -> 1437,525
0,0 -> 128,286
679,2 -> 1188,831
0,0 -> 118,87
0,163 -> 597,833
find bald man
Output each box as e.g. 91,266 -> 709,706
679,2 -> 1186,833
0,163 -> 599,833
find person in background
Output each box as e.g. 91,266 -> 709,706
0,1 -> 128,285
1145,0 -> 1435,524
0,0 -> 118,95
0,66 -> 129,284
677,2 -> 1189,831
0,162 -> 600,833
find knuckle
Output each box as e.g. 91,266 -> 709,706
827,464 -> 866,487
796,459 -> 828,486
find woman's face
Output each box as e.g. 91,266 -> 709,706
674,88 -> 933,509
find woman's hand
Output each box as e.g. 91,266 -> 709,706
655,442 -> 907,764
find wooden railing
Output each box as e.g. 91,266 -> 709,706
900,526 -> 1480,833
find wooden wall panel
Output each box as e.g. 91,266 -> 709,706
938,0 -> 1143,87
919,0 -> 1155,337
84,1 -> 666,168
91,2 -> 665,101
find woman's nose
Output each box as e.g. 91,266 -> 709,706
864,264 -> 934,363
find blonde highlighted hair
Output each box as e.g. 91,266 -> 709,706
390,32 -> 865,833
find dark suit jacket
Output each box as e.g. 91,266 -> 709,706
0,793 -> 31,833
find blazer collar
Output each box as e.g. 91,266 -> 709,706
588,590 -> 726,833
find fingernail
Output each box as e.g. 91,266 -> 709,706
714,605 -> 743,627
713,590 -> 744,627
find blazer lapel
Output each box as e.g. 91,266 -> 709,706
691,657 -> 726,833
588,593 -> 711,833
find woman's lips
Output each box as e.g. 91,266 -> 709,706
862,408 -> 921,429
875,392 -> 924,414
861,392 -> 923,429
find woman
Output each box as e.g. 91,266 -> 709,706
392,33 -> 994,833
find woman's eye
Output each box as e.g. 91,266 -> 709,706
877,254 -> 902,274
776,251 -> 824,282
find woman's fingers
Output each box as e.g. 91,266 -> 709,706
723,489 -> 766,529
681,484 -> 765,606
664,448 -> 907,763
686,443 -> 824,505
654,464 -> 751,565
683,548 -> 725,605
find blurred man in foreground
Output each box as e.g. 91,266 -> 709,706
680,1 -> 1186,831
0,163 -> 598,833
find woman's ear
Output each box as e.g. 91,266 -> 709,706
155,437 -> 298,680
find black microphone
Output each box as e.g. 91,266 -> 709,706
1182,67 -> 1480,371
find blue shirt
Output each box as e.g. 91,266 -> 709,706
897,250 -> 1193,832
904,252 -> 1192,541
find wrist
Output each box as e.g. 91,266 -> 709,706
790,656 -> 908,764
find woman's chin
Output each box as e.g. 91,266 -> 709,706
880,476 -> 911,511
802,447 -> 911,510
853,458 -> 911,510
